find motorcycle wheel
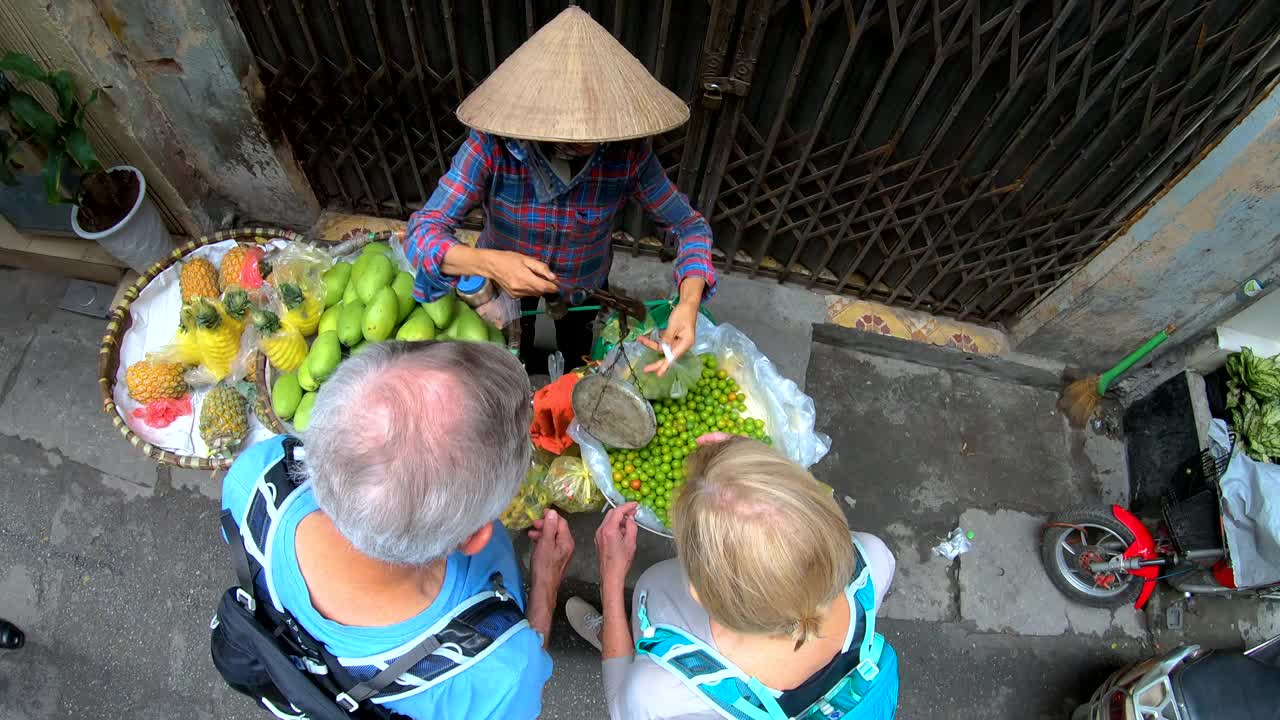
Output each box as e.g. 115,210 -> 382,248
1042,506 -> 1143,608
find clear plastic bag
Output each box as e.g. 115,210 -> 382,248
598,341 -> 702,400
574,315 -> 832,535
544,456 -> 604,514
472,289 -> 521,330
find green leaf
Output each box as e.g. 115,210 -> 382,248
43,150 -> 72,205
65,127 -> 100,171
0,52 -> 46,82
46,69 -> 75,120
8,91 -> 59,143
74,87 -> 100,125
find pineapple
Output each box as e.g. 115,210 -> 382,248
221,288 -> 253,335
279,282 -> 323,337
252,309 -> 307,373
200,384 -> 248,456
192,298 -> 241,380
125,359 -> 189,404
179,258 -> 220,302
166,303 -> 203,366
219,244 -> 269,290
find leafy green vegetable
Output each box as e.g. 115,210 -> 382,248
1226,347 -> 1280,406
1226,347 -> 1280,464
1231,392 -> 1280,464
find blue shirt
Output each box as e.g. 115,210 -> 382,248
221,436 -> 552,719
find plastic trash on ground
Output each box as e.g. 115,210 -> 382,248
933,527 -> 975,559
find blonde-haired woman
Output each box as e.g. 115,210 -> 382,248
568,436 -> 899,719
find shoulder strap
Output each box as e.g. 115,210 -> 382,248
221,510 -> 258,612
635,591 -> 788,720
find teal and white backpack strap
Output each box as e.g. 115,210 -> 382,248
634,591 -> 788,720
846,535 -> 884,682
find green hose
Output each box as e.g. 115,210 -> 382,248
1096,325 -> 1176,396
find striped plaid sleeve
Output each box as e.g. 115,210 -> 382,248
404,130 -> 495,302
630,142 -> 718,299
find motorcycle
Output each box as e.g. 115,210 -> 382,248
1071,632 -> 1280,720
1041,446 -> 1280,610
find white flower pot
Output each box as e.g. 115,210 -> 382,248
71,165 -> 175,274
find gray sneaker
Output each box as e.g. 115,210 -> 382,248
566,596 -> 604,651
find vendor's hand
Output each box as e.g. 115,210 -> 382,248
640,302 -> 698,376
595,502 -> 639,589
529,509 -> 575,591
485,250 -> 558,297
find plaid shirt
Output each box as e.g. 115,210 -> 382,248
405,130 -> 717,302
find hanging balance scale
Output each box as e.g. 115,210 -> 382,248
570,286 -> 660,449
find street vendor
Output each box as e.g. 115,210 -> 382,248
404,6 -> 716,374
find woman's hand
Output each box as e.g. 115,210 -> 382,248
595,502 -> 639,590
640,301 -> 698,376
484,249 -> 559,297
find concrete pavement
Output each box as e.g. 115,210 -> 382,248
0,263 -> 1274,720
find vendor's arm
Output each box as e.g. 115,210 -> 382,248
631,142 -> 717,373
405,131 -> 557,300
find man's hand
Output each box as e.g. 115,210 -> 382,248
595,502 -> 639,590
485,249 -> 558,297
529,509 -> 575,588
526,509 -> 575,648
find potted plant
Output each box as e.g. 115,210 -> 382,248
0,51 -> 173,273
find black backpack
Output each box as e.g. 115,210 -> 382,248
211,437 -> 526,719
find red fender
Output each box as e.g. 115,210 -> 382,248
1111,505 -> 1160,609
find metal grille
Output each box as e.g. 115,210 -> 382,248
232,0 -> 1280,325
230,0 -> 707,220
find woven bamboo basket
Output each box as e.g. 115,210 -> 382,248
252,230 -> 522,435
99,227 -> 312,470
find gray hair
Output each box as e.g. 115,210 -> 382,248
302,341 -> 532,565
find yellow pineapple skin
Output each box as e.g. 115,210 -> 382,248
125,360 -> 189,404
194,302 -> 242,381
220,245 -> 251,288
180,258 -> 220,302
200,384 -> 248,455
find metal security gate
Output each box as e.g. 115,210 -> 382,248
232,0 -> 1280,325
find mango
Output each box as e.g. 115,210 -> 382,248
354,253 -> 395,304
423,291 -> 457,329
453,303 -> 490,342
271,373 -> 303,420
487,323 -> 505,345
363,286 -> 398,342
361,242 -> 393,256
342,278 -> 359,304
317,305 -> 341,335
322,262 -> 352,307
395,307 -> 437,341
292,392 -> 318,432
350,340 -> 372,355
296,358 -> 318,392
307,331 -> 342,382
337,300 -> 365,347
391,271 -> 416,322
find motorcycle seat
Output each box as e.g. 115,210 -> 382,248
1172,651 -> 1280,720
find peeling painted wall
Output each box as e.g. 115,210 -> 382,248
15,0 -> 318,233
1012,83 -> 1280,371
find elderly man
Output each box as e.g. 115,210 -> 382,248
405,6 -> 717,374
218,341 -> 573,718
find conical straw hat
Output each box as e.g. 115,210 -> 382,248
456,6 -> 690,143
